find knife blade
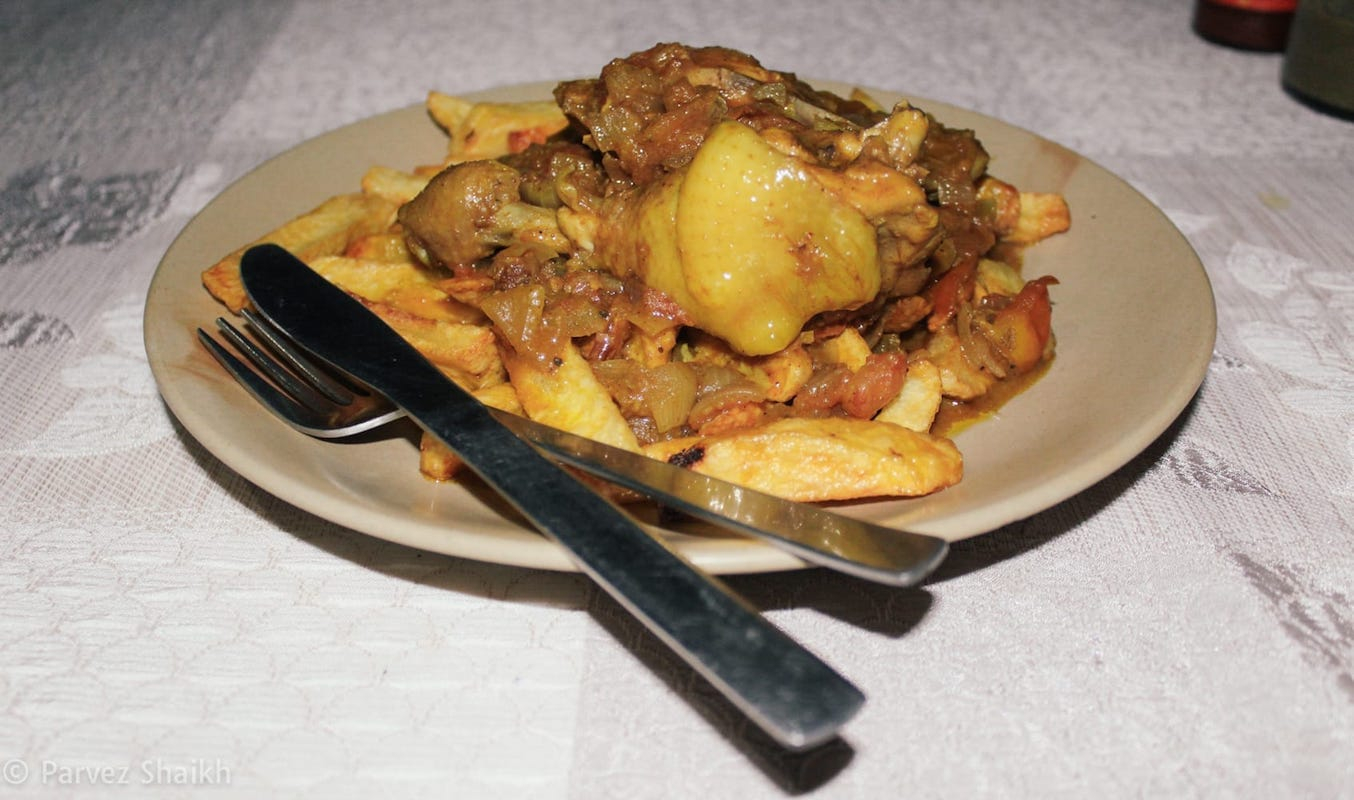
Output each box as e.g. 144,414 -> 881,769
240,243 -> 864,749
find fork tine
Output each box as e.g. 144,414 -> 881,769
239,308 -> 357,405
199,315 -> 405,438
197,325 -> 332,430
213,316 -> 336,413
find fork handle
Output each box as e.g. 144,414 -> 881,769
489,409 -> 949,586
242,244 -> 863,749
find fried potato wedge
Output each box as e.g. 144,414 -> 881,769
418,435 -> 460,483
809,328 -> 872,371
427,92 -> 570,163
619,324 -> 681,369
678,332 -> 812,403
359,300 -> 504,390
419,383 -> 523,480
501,342 -> 641,453
202,193 -> 398,312
343,232 -> 413,263
361,165 -> 432,206
926,322 -> 997,401
977,176 -> 1022,239
644,416 -> 962,502
310,255 -> 484,324
1007,192 -> 1072,245
876,358 -> 943,432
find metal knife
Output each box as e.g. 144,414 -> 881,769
241,243 -> 864,749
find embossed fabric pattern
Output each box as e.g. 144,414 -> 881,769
2,0 -> 1351,797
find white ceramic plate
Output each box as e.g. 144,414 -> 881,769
145,81 -> 1216,574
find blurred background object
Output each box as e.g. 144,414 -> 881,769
1282,0 -> 1354,117
1193,0 -> 1296,50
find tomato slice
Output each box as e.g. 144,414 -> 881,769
925,256 -> 977,331
989,276 -> 1058,372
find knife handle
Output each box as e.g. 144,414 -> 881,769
420,396 -> 864,750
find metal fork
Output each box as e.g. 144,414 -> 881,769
202,308 -> 403,438
197,311 -> 949,587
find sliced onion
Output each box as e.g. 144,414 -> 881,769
689,365 -> 765,428
481,284 -> 545,353
955,302 -> 1007,379
592,359 -> 698,434
645,362 -> 698,433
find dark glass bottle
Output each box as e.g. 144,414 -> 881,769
1282,0 -> 1354,118
1193,0 -> 1297,51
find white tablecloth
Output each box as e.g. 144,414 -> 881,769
3,1 -> 1352,796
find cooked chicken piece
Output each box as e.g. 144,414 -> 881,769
398,160 -> 569,269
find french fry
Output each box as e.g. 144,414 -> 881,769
925,322 -> 997,401
309,255 -> 484,324
343,232 -> 413,263
1006,192 -> 1072,245
202,193 -> 398,312
418,435 -> 460,482
419,383 -> 523,480
426,91 -> 569,163
361,300 -> 504,390
419,383 -> 646,507
977,176 -> 1022,239
808,328 -> 872,372
619,324 -> 681,369
752,343 -> 814,403
501,341 -> 641,453
875,358 -> 942,432
434,273 -> 497,308
360,165 -> 431,206
644,417 -> 962,502
677,332 -> 812,403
